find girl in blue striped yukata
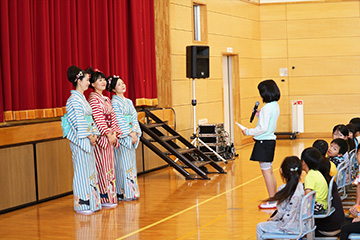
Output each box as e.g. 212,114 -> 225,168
63,66 -> 101,214
107,75 -> 142,201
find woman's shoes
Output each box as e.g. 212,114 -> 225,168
101,203 -> 118,208
258,201 -> 277,209
76,209 -> 95,215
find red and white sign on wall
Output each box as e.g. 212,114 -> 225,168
291,100 -> 304,133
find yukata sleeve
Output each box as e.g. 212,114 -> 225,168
110,106 -> 123,138
129,100 -> 142,136
112,101 -> 132,149
129,100 -> 141,149
67,100 -> 92,139
246,106 -> 271,136
89,98 -> 111,136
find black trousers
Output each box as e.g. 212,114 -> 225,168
340,221 -> 360,240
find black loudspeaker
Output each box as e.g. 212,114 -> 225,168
186,46 -> 209,79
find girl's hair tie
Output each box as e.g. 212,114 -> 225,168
113,75 -> 119,78
75,71 -> 83,82
290,167 -> 298,172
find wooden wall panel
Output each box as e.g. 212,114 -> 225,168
142,132 -> 168,171
289,56 -> 360,76
290,95 -> 360,115
260,21 -> 287,40
0,121 -> 62,147
286,2 -> 360,20
288,38 -> 360,57
154,0 -> 172,108
170,0 -> 260,145
260,4 -> 286,21
261,40 -> 288,58
238,58 -> 262,78
261,59 -> 288,77
0,145 -> 36,211
207,0 -> 259,20
236,38 -> 261,58
239,78 -> 264,99
169,3 -> 192,31
172,105 -> 192,131
171,55 -> 187,80
287,18 -> 360,39
172,80 -> 191,106
304,114 -> 357,134
289,76 -> 360,95
210,56 -> 223,79
207,80 -> 224,102
36,139 -> 73,200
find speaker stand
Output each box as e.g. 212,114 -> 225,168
190,78 -> 227,164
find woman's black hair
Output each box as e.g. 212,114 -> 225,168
331,138 -> 348,155
85,67 -> 106,89
258,79 -> 280,103
67,65 -> 85,87
264,156 -> 302,205
301,147 -> 322,170
106,75 -> 121,92
318,157 -> 331,185
312,139 -> 328,157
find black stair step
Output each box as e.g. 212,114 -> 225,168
179,161 -> 211,168
163,148 -> 196,155
145,123 -> 164,128
161,135 -> 180,141
147,135 -> 180,142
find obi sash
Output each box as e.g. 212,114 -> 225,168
84,115 -> 96,133
124,115 -> 133,130
105,114 -> 111,128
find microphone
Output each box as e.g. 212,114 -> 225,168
250,101 -> 260,123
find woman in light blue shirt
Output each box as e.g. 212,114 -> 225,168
242,79 -> 280,209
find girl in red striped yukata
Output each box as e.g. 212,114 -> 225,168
86,67 -> 122,208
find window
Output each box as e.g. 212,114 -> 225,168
193,2 -> 207,43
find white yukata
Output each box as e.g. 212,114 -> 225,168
111,95 -> 142,200
65,90 -> 101,211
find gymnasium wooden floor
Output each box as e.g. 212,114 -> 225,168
0,138 -> 320,239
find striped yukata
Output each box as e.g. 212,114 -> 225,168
88,92 -> 122,204
65,90 -> 101,212
112,95 -> 141,200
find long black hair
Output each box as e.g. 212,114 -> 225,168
264,156 -> 302,205
318,156 -> 331,185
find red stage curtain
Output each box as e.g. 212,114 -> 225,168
0,0 -> 157,122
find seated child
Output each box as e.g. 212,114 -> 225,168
302,147 -> 328,213
256,156 -> 307,239
327,138 -> 348,167
316,157 -> 345,237
332,124 -> 351,160
313,139 -> 337,178
347,123 -> 357,151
